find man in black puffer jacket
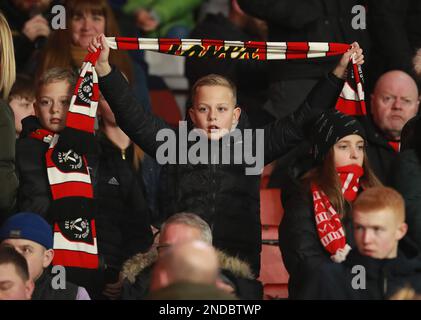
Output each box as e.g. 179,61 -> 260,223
92,34 -> 363,276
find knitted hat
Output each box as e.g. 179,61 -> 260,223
312,110 -> 366,162
0,213 -> 53,249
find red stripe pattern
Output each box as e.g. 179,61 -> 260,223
106,38 -> 366,116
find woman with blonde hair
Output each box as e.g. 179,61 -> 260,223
0,12 -> 18,221
279,110 -> 382,299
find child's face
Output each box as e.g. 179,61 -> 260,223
0,263 -> 33,300
189,85 -> 241,140
333,134 -> 365,168
9,96 -> 35,135
353,209 -> 407,259
35,80 -> 71,133
1,239 -> 53,282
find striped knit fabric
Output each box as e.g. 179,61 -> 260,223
105,37 -> 366,116
32,51 -> 101,269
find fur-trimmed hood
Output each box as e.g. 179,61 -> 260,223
121,248 -> 254,284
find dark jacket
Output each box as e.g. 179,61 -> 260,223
0,100 -> 18,222
315,241 -> 421,299
120,248 -> 262,300
92,134 -> 154,275
32,270 -> 79,300
359,116 -> 398,185
237,0 -> 370,81
99,67 -> 344,275
367,0 -> 421,87
278,179 -> 355,299
392,149 -> 421,249
15,117 -> 153,294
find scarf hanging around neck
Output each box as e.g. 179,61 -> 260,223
30,51 -> 101,269
35,38 -> 367,269
312,164 -> 364,262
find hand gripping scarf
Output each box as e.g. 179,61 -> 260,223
312,164 -> 364,263
39,38 -> 367,269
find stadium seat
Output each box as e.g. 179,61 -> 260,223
259,188 -> 289,299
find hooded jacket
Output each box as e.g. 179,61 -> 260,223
120,247 -> 262,300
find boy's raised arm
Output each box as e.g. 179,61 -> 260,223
90,34 -> 171,158
264,43 -> 364,164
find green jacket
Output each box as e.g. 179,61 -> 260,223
0,99 -> 18,220
123,0 -> 202,37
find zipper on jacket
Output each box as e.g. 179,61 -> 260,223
121,149 -> 126,160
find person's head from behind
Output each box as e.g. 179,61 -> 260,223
35,67 -> 76,133
0,12 -> 16,100
0,213 -> 54,282
150,240 -> 219,292
8,74 -> 36,136
189,74 -> 241,140
371,70 -> 420,141
352,187 -> 407,259
306,110 -> 381,211
0,246 -> 34,300
158,213 -> 212,257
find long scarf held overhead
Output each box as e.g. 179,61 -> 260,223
312,164 -> 364,263
31,51 -> 101,269
104,37 -> 367,116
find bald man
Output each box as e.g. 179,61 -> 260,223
362,70 -> 420,183
311,187 -> 421,300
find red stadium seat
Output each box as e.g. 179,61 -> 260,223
259,188 -> 289,299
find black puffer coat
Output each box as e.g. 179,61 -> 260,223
99,68 -> 344,275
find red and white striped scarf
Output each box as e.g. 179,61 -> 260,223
31,51 -> 101,269
312,164 -> 364,262
103,37 -> 367,116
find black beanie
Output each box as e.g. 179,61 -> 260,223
312,110 -> 366,162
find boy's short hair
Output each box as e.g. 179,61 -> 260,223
0,246 -> 30,281
353,187 -> 405,223
161,213 -> 213,244
190,74 -> 237,106
8,74 -> 35,103
36,67 -> 77,96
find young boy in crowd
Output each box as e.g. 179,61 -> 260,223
0,246 -> 34,300
314,187 -> 421,299
8,74 -> 35,137
16,67 -> 75,215
0,212 -> 90,300
89,34 -> 363,276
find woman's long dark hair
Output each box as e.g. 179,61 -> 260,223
303,147 -> 382,216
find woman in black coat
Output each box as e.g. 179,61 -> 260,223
279,110 -> 382,299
